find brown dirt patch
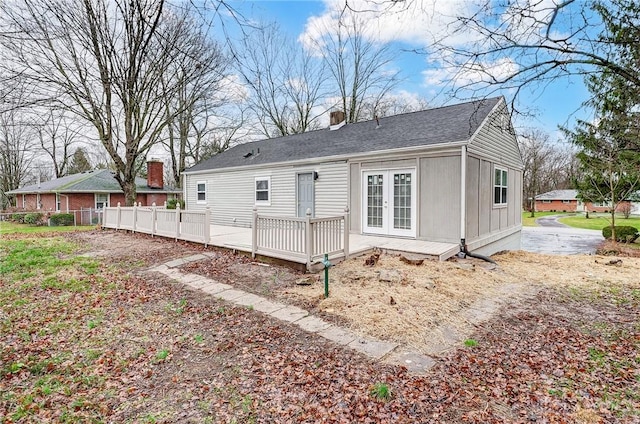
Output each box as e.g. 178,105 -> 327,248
184,244 -> 640,356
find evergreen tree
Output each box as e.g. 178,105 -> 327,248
67,148 -> 92,175
565,2 -> 640,241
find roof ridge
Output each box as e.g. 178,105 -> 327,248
55,169 -> 105,191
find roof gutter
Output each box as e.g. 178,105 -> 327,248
183,139 -> 469,176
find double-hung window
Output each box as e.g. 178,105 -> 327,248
196,181 -> 206,204
95,193 -> 109,209
56,193 -> 61,211
494,167 -> 508,206
255,177 -> 271,205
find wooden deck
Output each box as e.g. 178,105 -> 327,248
209,224 -> 460,265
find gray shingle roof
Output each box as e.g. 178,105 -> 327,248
185,97 -> 502,173
535,190 -> 578,201
7,169 -> 180,195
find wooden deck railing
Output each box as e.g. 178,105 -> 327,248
102,203 -> 349,270
102,203 -> 210,245
252,207 -> 350,268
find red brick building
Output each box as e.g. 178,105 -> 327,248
534,189 -> 631,213
7,161 -> 181,221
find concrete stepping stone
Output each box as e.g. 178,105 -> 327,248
252,300 -> 286,314
200,282 -> 233,295
317,326 -> 358,346
348,337 -> 397,359
385,351 -> 436,373
216,289 -> 247,302
233,293 -> 267,307
269,305 -> 308,323
188,278 -> 216,289
181,253 -> 207,263
164,258 -> 188,268
295,316 -> 331,333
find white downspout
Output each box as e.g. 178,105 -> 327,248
460,145 -> 467,245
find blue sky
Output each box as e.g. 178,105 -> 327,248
225,0 -> 591,141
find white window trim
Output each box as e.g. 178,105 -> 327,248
22,194 -> 25,209
493,167 -> 508,207
196,181 -> 206,204
542,200 -> 551,204
255,176 -> 271,206
95,193 -> 109,209
55,193 -> 61,212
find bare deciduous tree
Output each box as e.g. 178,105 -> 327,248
518,129 -> 576,215
423,0 -> 640,113
0,0 -> 231,205
35,110 -> 81,178
0,93 -> 36,209
311,14 -> 401,123
158,7 -> 232,187
238,23 -> 326,138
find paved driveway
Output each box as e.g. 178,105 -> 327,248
521,215 -> 604,255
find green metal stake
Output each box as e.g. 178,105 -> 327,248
323,253 -> 331,298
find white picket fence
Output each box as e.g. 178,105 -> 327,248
101,204 -> 350,269
102,203 -> 210,245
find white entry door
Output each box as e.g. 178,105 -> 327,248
297,172 -> 315,217
362,169 -> 416,237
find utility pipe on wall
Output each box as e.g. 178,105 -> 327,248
460,145 -> 467,242
458,144 -> 496,264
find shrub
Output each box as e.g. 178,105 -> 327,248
602,225 -> 639,243
24,213 -> 44,226
166,199 -> 185,210
49,213 -> 74,226
10,213 -> 25,223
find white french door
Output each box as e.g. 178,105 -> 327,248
362,169 -> 416,237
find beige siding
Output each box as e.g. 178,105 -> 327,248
465,156 -> 480,240
419,155 -> 461,242
349,163 -> 361,232
185,162 -> 348,227
467,154 -> 522,244
314,163 -> 349,216
468,103 -> 523,170
360,158 -> 416,170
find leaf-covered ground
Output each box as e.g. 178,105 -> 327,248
1,230 -> 638,423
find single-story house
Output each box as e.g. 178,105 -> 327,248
183,97 -> 524,257
535,189 -> 634,214
7,161 -> 181,220
534,190 -> 582,212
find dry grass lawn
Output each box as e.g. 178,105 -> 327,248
282,250 -> 640,355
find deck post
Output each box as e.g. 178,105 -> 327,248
175,203 -> 181,241
305,208 -> 312,268
343,207 -> 350,260
132,203 -> 138,233
116,202 -> 121,230
251,207 -> 258,258
204,207 -> 211,246
151,202 -> 156,237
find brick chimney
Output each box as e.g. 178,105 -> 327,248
330,110 -> 345,126
147,160 -> 164,189
329,110 -> 346,130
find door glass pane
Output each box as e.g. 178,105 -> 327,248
393,173 -> 411,229
367,174 -> 383,228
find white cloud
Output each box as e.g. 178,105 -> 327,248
218,74 -> 250,103
423,57 -> 519,88
298,0 -> 481,50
